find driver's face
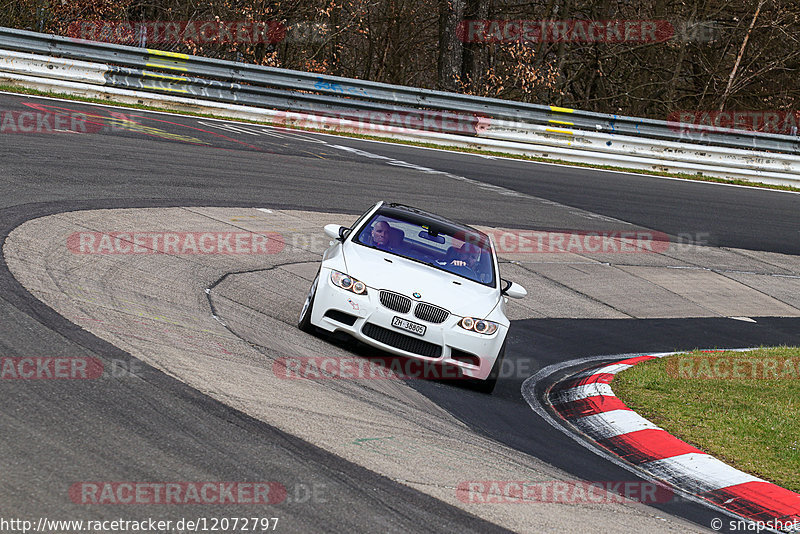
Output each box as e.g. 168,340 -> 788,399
465,253 -> 480,266
372,222 -> 390,245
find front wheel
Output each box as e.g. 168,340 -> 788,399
474,340 -> 506,394
298,270 -> 320,333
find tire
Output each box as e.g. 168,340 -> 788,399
474,340 -> 506,394
298,270 -> 320,333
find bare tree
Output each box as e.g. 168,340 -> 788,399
718,0 -> 766,110
437,0 -> 466,91
15,0 -> 800,120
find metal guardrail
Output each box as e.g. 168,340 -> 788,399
0,26 -> 798,155
2,49 -> 799,186
103,66 -> 482,136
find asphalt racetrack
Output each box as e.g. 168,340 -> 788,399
1,91 -> 799,533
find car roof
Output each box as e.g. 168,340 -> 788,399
381,203 -> 490,241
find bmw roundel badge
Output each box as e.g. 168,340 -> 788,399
413,292 -> 421,299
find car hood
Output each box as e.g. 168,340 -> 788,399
342,242 -> 499,317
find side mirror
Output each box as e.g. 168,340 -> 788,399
324,224 -> 348,240
501,279 -> 527,299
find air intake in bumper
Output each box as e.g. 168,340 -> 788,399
362,323 -> 441,358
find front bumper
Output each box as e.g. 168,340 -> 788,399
309,270 -> 506,380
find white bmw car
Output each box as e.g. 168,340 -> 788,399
298,201 -> 526,393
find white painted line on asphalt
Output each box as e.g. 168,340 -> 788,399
550,382 -> 615,404
729,316 -> 757,323
570,363 -> 633,379
574,409 -> 662,439
590,362 -> 636,375
640,453 -> 764,494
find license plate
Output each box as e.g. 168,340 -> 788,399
391,316 -> 426,336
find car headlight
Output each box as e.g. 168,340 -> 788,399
331,270 -> 368,295
459,317 -> 498,335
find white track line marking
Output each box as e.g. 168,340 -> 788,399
640,453 -> 763,494
550,383 -> 615,404
574,409 -> 663,439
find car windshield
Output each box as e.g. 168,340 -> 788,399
353,210 -> 495,286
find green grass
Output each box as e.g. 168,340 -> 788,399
613,347 -> 800,492
1,82 -> 799,193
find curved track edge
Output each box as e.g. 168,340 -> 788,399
523,352 -> 800,533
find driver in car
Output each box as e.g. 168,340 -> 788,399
450,243 -> 481,269
442,242 -> 488,282
370,220 -> 394,251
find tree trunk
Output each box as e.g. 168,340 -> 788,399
461,0 -> 489,92
437,0 -> 466,92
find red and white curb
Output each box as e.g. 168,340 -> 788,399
522,351 -> 800,533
